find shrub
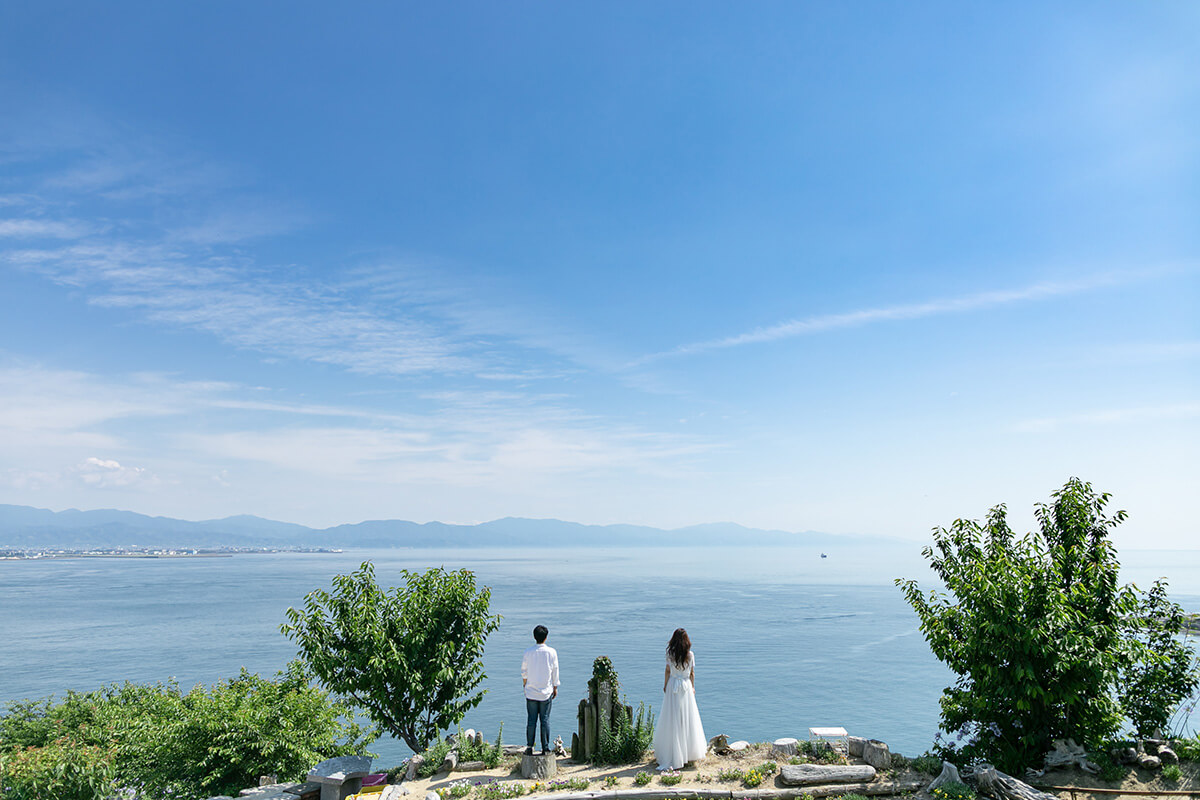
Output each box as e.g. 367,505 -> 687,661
455,725 -> 504,769
659,770 -> 682,785
743,768 -> 765,787
0,737 -> 117,800
0,663 -> 372,800
898,479 -> 1200,772
633,771 -> 652,786
417,737 -> 455,778
595,702 -> 655,765
1175,736 -> 1200,762
716,767 -> 745,781
911,753 -> 942,775
1161,764 -> 1183,782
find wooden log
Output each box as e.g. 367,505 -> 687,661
584,702 -> 597,760
440,750 -> 458,773
520,753 -> 558,780
456,761 -> 486,772
975,767 -> 1060,800
801,779 -> 926,797
780,764 -> 877,786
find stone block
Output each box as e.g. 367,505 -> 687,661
847,736 -> 866,758
308,755 -> 372,800
862,740 -> 891,770
728,740 -> 750,752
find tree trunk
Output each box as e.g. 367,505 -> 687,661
974,767 -> 1060,800
520,753 -> 558,779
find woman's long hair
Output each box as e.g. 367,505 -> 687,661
667,627 -> 691,669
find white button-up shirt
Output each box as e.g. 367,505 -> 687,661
521,643 -> 560,701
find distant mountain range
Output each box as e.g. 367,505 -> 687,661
0,503 -> 900,549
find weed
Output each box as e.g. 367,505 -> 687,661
1162,764 -> 1183,782
930,781 -> 976,800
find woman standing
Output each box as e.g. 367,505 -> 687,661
652,628 -> 707,770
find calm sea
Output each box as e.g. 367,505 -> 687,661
2,545 -> 1197,772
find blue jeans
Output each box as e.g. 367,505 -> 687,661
526,697 -> 552,751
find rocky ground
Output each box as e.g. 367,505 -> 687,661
394,744 -> 1200,800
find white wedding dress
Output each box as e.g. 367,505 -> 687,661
652,651 -> 707,770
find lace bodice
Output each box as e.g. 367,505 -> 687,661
667,651 -> 694,678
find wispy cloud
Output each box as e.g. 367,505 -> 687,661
636,268 -> 1185,364
1012,403 -> 1200,433
0,219 -> 92,239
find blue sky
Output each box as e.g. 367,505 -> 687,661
1,2 -> 1197,547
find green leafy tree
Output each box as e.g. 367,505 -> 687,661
1118,580 -> 1199,737
281,562 -> 502,752
0,663 -> 371,799
897,478 -> 1198,771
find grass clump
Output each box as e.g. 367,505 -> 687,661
633,771 -> 651,786
1161,763 -> 1183,782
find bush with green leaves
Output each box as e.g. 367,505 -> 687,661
1175,736 -> 1200,762
0,662 -> 371,799
633,771 -> 652,786
282,563 -> 502,752
1161,763 -> 1183,782
456,725 -> 504,769
595,701 -> 655,765
898,478 -> 1200,772
910,753 -> 942,775
0,736 -> 117,800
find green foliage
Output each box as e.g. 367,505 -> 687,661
659,770 -> 682,785
594,702 -> 655,765
931,781 -> 976,800
591,656 -> 619,695
602,775 -> 619,788
1088,748 -> 1127,784
282,562 -> 502,752
797,739 -> 846,764
835,794 -> 869,800
0,737 -> 117,800
910,753 -> 943,775
416,737 -> 454,778
1161,763 -> 1183,782
716,767 -> 745,781
0,663 -> 371,799
758,760 -> 778,775
898,478 -> 1200,772
1175,736 -> 1200,762
543,777 -> 590,791
633,771 -> 652,786
455,725 -> 504,769
1117,581 -> 1200,737
742,768 -> 766,787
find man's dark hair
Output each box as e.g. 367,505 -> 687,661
533,625 -> 548,643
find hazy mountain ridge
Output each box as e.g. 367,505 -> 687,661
0,504 -> 898,549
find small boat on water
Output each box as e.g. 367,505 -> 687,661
820,552 -> 827,559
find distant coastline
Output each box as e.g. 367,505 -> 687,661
0,546 -> 343,561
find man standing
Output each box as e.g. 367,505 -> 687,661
521,624 -> 559,755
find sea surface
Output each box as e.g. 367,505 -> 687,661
2,545 -> 1198,771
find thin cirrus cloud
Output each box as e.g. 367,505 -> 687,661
6,239 -> 480,376
635,267 -> 1185,364
1011,402 -> 1200,434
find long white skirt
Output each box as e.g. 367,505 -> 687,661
652,675 -> 707,770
